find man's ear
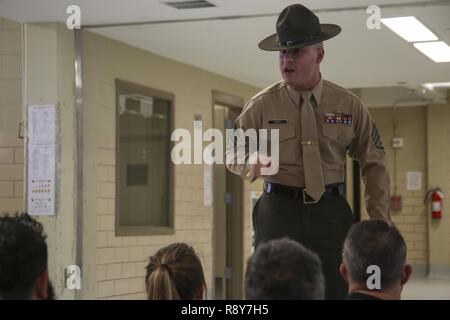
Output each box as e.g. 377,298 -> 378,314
400,264 -> 412,286
33,269 -> 49,300
339,262 -> 349,283
316,48 -> 324,63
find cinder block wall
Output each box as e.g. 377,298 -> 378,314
82,30 -> 261,299
370,107 -> 428,274
427,100 -> 450,278
365,106 -> 428,273
368,101 -> 450,278
0,17 -> 23,214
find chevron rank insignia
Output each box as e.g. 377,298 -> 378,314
371,123 -> 384,151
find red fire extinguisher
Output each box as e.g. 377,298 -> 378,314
425,188 -> 444,219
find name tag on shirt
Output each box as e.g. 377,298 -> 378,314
268,119 -> 288,125
324,112 -> 352,125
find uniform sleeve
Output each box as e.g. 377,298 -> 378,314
225,99 -> 262,181
348,99 -> 391,221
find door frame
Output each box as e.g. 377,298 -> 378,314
211,91 -> 244,299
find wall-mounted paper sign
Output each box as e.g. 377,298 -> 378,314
407,171 -> 422,191
27,105 -> 56,216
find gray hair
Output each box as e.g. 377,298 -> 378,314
343,220 -> 407,289
245,238 -> 325,300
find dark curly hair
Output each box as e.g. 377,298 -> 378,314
0,212 -> 49,299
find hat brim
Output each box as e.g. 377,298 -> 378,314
258,24 -> 341,51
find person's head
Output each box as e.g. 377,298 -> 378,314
0,213 -> 54,300
258,4 -> 341,90
340,220 -> 412,299
145,242 -> 206,300
245,238 -> 324,300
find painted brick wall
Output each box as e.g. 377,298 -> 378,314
0,17 -> 23,214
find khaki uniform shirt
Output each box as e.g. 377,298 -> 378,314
226,78 -> 390,220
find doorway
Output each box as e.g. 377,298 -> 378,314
212,92 -> 244,299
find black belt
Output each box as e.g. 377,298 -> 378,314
263,181 -> 345,204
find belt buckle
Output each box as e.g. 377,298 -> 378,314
302,189 -> 320,204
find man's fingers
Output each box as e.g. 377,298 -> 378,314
261,161 -> 271,168
258,155 -> 272,167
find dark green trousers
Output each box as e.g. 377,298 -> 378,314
253,192 -> 354,300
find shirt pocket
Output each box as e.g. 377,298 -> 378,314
322,124 -> 353,147
264,124 -> 298,163
266,124 -> 296,142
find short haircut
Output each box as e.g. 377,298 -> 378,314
0,213 -> 48,299
343,219 -> 407,289
145,242 -> 206,300
312,41 -> 324,50
245,238 -> 325,300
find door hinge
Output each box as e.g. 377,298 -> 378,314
224,192 -> 232,204
224,267 -> 232,279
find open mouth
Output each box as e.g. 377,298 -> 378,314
284,67 -> 295,74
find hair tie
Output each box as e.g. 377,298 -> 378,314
159,263 -> 170,271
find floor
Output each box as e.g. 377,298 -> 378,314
402,278 -> 450,300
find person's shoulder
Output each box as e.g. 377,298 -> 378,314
323,79 -> 363,105
241,81 -> 285,114
250,81 -> 285,102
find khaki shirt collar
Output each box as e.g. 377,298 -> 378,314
286,76 -> 323,107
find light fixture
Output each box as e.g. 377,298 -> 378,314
381,16 -> 438,42
423,82 -> 450,90
164,0 -> 215,9
414,41 -> 450,63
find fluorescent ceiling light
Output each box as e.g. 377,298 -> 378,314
381,16 -> 438,42
423,82 -> 450,90
414,41 -> 450,63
